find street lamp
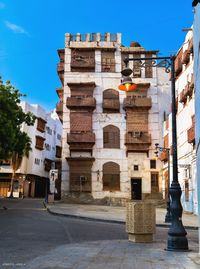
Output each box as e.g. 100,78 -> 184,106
155,143 -> 171,223
119,55 -> 188,251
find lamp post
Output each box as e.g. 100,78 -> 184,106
155,143 -> 171,223
119,55 -> 188,251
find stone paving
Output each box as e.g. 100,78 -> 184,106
26,240 -> 200,269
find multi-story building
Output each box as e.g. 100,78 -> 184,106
56,32 -> 171,205
192,0 -> 200,248
0,102 -> 62,198
161,30 -> 197,214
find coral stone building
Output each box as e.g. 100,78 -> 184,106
56,33 -> 171,204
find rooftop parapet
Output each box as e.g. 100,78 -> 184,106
65,32 -> 121,48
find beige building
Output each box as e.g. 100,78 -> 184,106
56,32 -> 171,204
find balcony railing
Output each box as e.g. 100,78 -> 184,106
187,126 -> 195,144
103,99 -> 120,112
125,132 -> 151,152
66,96 -> 96,110
123,97 -> 152,110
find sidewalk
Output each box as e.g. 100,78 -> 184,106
45,202 -> 199,229
26,240 -> 200,269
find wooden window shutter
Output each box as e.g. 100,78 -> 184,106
70,112 -> 92,132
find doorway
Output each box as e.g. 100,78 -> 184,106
131,178 -> 142,200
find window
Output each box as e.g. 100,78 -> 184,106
103,125 -> 120,148
45,143 -> 51,151
145,54 -> 153,78
46,126 -> 52,135
34,158 -> 40,165
103,162 -> 120,191
57,134 -> 61,141
185,180 -> 189,202
150,160 -> 156,169
151,172 -> 159,193
101,51 -> 115,72
37,118 -> 46,133
35,136 -> 45,150
56,146 -> 62,158
133,165 -> 139,171
71,49 -> 95,72
102,89 -> 120,113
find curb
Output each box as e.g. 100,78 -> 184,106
43,203 -> 198,230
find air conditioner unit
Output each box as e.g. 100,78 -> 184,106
132,132 -> 142,138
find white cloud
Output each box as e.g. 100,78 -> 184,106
4,20 -> 30,36
0,2 -> 5,9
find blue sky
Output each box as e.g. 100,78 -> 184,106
0,0 -> 194,111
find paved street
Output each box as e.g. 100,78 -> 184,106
0,199 -> 199,269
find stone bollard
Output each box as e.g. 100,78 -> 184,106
48,194 -> 54,204
126,201 -> 156,243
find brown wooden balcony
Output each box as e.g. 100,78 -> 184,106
57,62 -> 64,72
35,136 -> 45,150
184,83 -> 193,98
67,132 -> 95,152
66,96 -> 96,110
188,38 -> 193,53
123,97 -> 152,110
179,89 -> 187,104
182,50 -> 190,65
125,132 -> 151,153
44,158 -> 52,171
103,99 -> 120,112
159,151 -> 168,162
56,102 -> 63,123
56,102 -> 63,114
57,49 -> 65,62
175,56 -> 182,76
190,74 -> 194,91
71,56 -> 95,72
56,88 -> 64,102
37,117 -> 46,133
187,126 -> 195,144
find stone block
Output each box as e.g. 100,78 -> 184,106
126,201 -> 155,243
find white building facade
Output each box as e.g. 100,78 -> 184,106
56,33 -> 171,204
192,0 -> 200,247
0,102 -> 62,198
162,30 -> 197,214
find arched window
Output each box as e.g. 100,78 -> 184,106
103,162 -> 120,191
103,125 -> 120,148
103,89 -> 120,113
